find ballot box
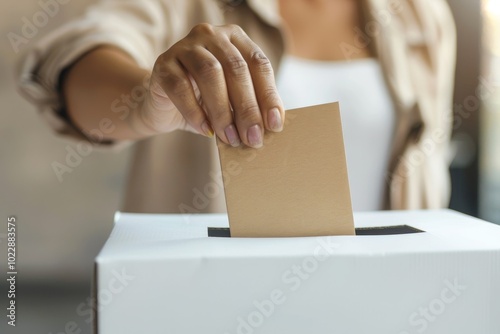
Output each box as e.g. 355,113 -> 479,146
93,209 -> 500,334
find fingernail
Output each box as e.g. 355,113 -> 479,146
201,120 -> 214,138
268,108 -> 283,131
224,124 -> 241,147
247,124 -> 263,148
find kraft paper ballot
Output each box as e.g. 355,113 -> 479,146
216,102 -> 355,237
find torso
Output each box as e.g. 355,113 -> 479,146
277,0 -> 395,211
278,0 -> 372,61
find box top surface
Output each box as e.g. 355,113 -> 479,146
95,210 -> 500,262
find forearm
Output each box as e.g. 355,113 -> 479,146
62,46 -> 157,142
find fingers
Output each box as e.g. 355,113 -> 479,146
207,40 -> 264,148
179,46 -> 243,147
152,23 -> 284,148
152,52 -> 214,137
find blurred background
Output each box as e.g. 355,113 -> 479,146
1,0 -> 499,333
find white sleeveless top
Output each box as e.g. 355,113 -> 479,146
276,55 -> 396,211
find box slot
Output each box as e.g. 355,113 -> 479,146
207,225 -> 424,237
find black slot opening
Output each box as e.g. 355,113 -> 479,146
207,225 -> 424,237
355,225 -> 424,235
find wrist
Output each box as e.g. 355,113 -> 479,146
127,94 -> 164,137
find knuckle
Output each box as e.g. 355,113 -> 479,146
224,56 -> 249,78
237,101 -> 261,123
209,109 -> 230,124
163,73 -> 191,97
226,24 -> 243,34
190,23 -> 215,36
249,51 -> 273,72
153,53 -> 171,77
261,87 -> 279,102
259,87 -> 280,104
196,59 -> 222,77
182,107 -> 199,123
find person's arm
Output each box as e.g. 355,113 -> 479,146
63,46 -> 154,141
63,24 -> 285,148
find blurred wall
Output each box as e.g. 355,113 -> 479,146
447,0 -> 482,217
480,0 -> 500,224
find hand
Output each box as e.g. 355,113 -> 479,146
142,23 -> 285,148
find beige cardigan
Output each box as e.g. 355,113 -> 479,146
17,0 -> 456,213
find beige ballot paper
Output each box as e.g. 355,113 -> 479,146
216,102 -> 355,237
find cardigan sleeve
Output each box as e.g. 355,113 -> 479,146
16,0 -> 189,146
388,0 -> 456,209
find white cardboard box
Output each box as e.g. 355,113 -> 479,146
93,209 -> 500,334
